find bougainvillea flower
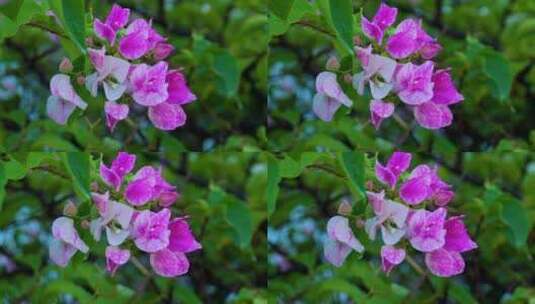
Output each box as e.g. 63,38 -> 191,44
443,216 -> 478,253
370,99 -> 395,129
400,165 -> 454,205
431,69 -> 464,105
414,101 -> 453,129
90,200 -> 134,246
313,72 -> 353,122
105,246 -> 130,275
166,70 -> 197,105
425,248 -> 464,277
131,209 -> 171,253
167,218 -> 202,253
153,42 -> 175,61
407,208 -> 447,252
375,151 -> 412,189
130,62 -> 169,107
354,46 -> 397,100
86,48 -> 130,101
125,166 -> 179,206
105,4 -> 130,31
148,102 -> 187,130
364,196 -> 409,245
323,216 -> 364,267
119,19 -> 151,59
394,61 -> 435,105
49,217 -> 89,267
100,151 -> 136,191
150,249 -> 190,277
47,74 -> 87,125
94,4 -> 130,45
386,19 -> 440,60
151,169 -> 180,207
381,245 -> 405,274
361,3 -> 397,44
104,101 -> 129,132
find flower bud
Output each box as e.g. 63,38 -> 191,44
85,37 -> 94,47
63,200 -> 78,217
366,181 -> 374,191
353,35 -> 362,46
343,73 -> 352,84
355,219 -> 365,229
77,75 -> 85,85
91,182 -> 100,192
59,57 -> 73,73
81,220 -> 90,229
337,200 -> 352,216
325,56 -> 340,71
153,43 -> 174,61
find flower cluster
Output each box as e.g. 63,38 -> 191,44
47,4 -> 197,131
324,152 -> 477,277
313,3 -> 463,130
49,152 -> 201,277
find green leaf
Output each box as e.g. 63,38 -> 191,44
0,164 -> 6,211
483,51 -> 512,102
4,158 -> 27,180
213,50 -> 240,97
26,152 -> 56,169
173,285 -> 202,304
329,0 -> 354,54
62,152 -> 91,202
278,156 -> 301,178
501,198 -> 531,247
44,280 -> 93,303
267,158 -> 281,216
449,282 -> 478,304
61,0 -> 86,52
226,198 -> 253,248
338,152 -> 366,205
269,0 -> 295,20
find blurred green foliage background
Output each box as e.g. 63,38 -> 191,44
0,151 -> 267,303
0,0 -> 267,152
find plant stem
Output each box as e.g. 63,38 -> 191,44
406,254 -> 426,277
131,256 -> 151,277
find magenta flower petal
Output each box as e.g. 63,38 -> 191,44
316,72 -> 352,107
94,18 -> 116,45
362,16 -> 384,44
375,160 -> 397,189
168,218 -> 202,253
104,101 -> 129,132
443,216 -> 478,253
366,190 -> 385,214
370,99 -> 394,129
425,248 -> 465,277
395,61 -> 435,105
148,102 -> 187,131
166,70 -> 197,105
130,62 -> 169,106
408,208 -> 447,252
387,152 -> 412,176
326,216 -> 364,252
399,176 -> 431,205
420,40 -> 442,59
91,191 -> 110,216
153,42 -> 175,61
431,69 -> 464,105
313,93 -> 342,122
105,246 -> 130,275
50,74 -> 87,110
105,4 -> 130,31
132,209 -> 171,253
100,163 -> 121,191
414,102 -> 453,129
111,152 -> 136,177
386,19 -> 419,59
381,245 -> 405,274
150,249 -> 190,277
125,178 -> 155,206
373,3 -> 397,30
